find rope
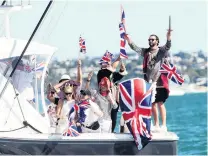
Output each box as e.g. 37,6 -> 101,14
41,1 -> 69,42
0,125 -> 26,132
11,81 -> 26,121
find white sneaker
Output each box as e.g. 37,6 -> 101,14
160,125 -> 167,132
151,125 -> 160,132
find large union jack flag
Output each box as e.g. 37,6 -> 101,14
79,36 -> 86,53
119,78 -> 154,150
160,62 -> 184,85
99,50 -> 114,64
119,6 -> 128,59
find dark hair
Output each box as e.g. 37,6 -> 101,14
149,34 -> 159,45
80,90 -> 91,96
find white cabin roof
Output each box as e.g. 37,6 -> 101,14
0,37 -> 57,59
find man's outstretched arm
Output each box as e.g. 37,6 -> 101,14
124,34 -> 145,57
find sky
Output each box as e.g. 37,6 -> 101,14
0,0 -> 207,60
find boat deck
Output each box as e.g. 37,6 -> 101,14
0,131 -> 178,141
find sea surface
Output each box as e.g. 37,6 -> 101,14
114,92 -> 207,155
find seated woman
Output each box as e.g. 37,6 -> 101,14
55,83 -> 76,134
77,89 -> 103,133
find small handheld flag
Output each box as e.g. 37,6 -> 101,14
119,5 -> 128,59
79,36 -> 86,53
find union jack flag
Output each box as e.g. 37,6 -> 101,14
24,65 -> 32,73
68,103 -> 80,119
121,5 -> 126,32
63,123 -> 80,137
78,100 -> 90,124
99,50 -> 114,64
79,36 -> 86,53
35,62 -> 46,72
160,62 -> 184,85
119,6 -> 128,59
119,23 -> 127,59
119,78 -> 153,150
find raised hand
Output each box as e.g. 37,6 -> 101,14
77,59 -> 82,66
87,71 -> 93,81
167,29 -> 172,41
124,34 -> 131,44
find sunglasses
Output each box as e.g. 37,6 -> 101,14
65,92 -> 72,95
148,39 -> 156,42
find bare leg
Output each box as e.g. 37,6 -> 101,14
158,102 -> 166,126
152,103 -> 159,127
120,116 -> 125,133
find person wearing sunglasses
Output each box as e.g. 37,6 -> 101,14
47,59 -> 82,106
124,30 -> 172,132
55,84 -> 76,134
75,89 -> 103,133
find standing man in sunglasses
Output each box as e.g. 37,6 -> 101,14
124,30 -> 171,132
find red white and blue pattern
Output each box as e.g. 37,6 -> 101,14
34,62 -> 46,72
99,50 -> 114,64
121,5 -> 126,31
63,123 -> 80,137
79,36 -> 86,53
78,100 -> 90,124
119,78 -> 153,150
119,6 -> 128,59
160,62 -> 184,85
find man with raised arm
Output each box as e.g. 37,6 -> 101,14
124,30 -> 171,131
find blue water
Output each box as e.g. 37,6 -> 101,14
115,93 -> 207,155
